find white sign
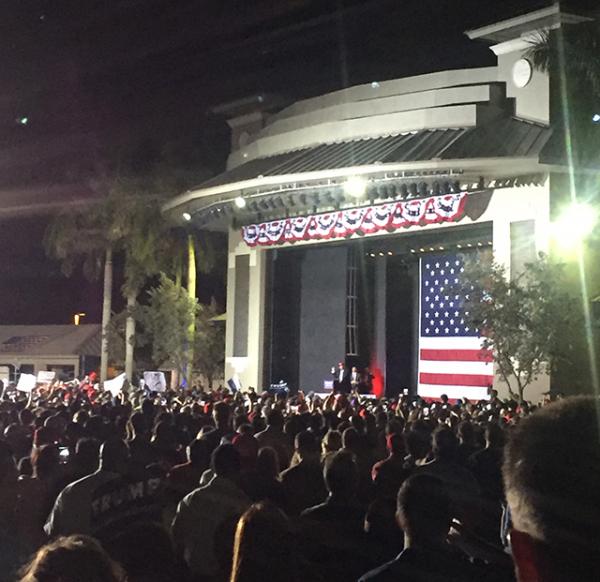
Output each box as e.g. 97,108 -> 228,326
143,371 -> 166,393
17,373 -> 37,393
37,371 -> 56,384
104,373 -> 126,397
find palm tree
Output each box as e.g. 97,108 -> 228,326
44,196 -> 121,383
110,178 -> 170,381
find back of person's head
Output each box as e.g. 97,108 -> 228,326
105,522 -> 177,582
74,438 -> 100,475
323,450 -> 358,498
322,429 -> 342,454
152,421 -> 175,445
230,502 -> 297,582
99,439 -> 130,473
187,438 -> 210,469
34,444 -> 60,480
213,401 -> 231,427
342,427 -> 360,451
212,443 -> 241,479
485,422 -> 504,449
504,396 -> 600,582
256,447 -> 279,479
128,412 -> 148,437
232,433 -> 259,472
18,535 -> 124,582
397,474 -> 451,547
294,429 -> 318,458
387,432 -> 405,456
405,428 -> 430,461
0,439 -> 16,484
432,426 -> 458,460
141,398 -> 155,417
266,409 -> 284,429
457,421 -> 475,445
19,408 -> 34,426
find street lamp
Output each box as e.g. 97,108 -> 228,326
73,312 -> 86,326
552,201 -> 597,252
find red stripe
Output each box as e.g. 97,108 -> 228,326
419,372 -> 494,387
420,349 -> 493,362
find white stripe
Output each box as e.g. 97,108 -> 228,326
418,384 -> 490,400
419,336 -> 486,350
418,360 -> 493,375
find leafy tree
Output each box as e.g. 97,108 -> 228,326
194,300 -> 225,389
139,274 -> 198,385
460,254 -> 579,400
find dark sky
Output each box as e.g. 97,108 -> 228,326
0,0 -> 595,324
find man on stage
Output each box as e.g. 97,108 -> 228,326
332,362 -> 351,394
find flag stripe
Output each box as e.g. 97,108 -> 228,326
419,337 -> 487,349
419,372 -> 494,387
419,360 -> 493,375
420,348 -> 493,362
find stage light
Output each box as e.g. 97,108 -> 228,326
419,248 -> 425,252
369,253 -> 376,257
477,242 -> 483,246
234,196 -> 246,208
387,251 -> 393,256
344,176 -> 368,198
457,244 -> 462,248
467,243 -> 473,247
438,246 -> 444,250
371,81 -> 380,88
379,252 -> 384,257
410,249 -> 416,253
593,113 -> 600,123
182,212 -> 192,221
552,201 -> 597,251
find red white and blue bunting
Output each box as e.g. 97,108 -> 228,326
241,192 -> 468,248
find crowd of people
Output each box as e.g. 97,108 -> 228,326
0,377 -> 598,582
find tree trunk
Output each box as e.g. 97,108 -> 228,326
100,247 -> 113,384
186,234 -> 197,385
125,291 -> 136,381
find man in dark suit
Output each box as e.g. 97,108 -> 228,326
332,362 -> 351,394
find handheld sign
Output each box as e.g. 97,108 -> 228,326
17,373 -> 37,393
104,373 -> 126,397
143,371 -> 166,393
37,370 -> 56,384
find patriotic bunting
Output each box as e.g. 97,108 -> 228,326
242,193 -> 468,248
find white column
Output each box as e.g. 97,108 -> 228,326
224,229 -> 267,390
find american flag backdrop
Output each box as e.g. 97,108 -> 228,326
418,253 -> 494,400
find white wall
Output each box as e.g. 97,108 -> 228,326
224,230 -> 267,390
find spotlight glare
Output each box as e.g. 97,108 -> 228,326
182,212 -> 192,221
552,202 -> 597,250
344,176 -> 368,198
592,113 -> 600,123
234,196 -> 246,208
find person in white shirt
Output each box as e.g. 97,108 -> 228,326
172,444 -> 250,580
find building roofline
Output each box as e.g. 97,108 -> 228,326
163,156 -> 546,215
466,3 -> 591,42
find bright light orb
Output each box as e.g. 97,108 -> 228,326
344,176 -> 368,198
552,202 -> 597,250
234,196 -> 246,208
182,212 -> 192,221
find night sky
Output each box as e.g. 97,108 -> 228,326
0,0 -> 595,324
